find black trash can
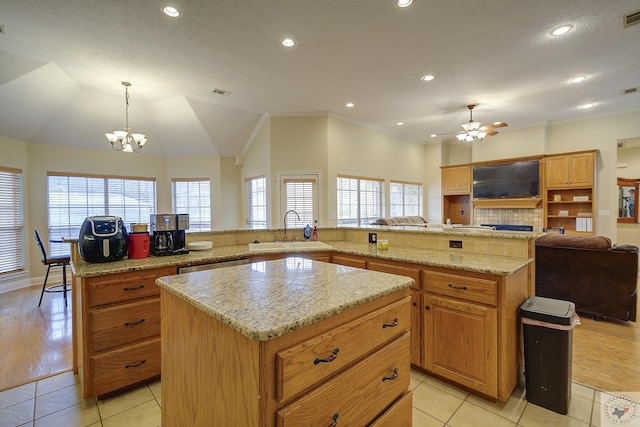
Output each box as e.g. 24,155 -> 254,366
520,296 -> 578,415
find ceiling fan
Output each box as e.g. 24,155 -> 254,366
455,104 -> 508,142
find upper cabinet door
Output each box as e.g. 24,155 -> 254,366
442,166 -> 471,194
545,152 -> 594,188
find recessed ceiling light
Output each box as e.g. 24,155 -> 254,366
282,38 -> 296,47
397,122 -> 404,126
550,24 -> 573,36
163,6 -> 180,17
570,75 -> 587,84
421,74 -> 435,82
430,134 -> 438,138
397,0 -> 413,7
580,103 -> 595,109
345,102 -> 354,108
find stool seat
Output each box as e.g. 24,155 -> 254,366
34,230 -> 71,307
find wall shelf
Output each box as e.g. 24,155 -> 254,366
471,198 -> 542,209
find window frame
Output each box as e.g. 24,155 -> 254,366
279,173 -> 320,230
47,172 -> 156,256
171,178 -> 211,231
245,175 -> 268,229
337,174 -> 385,227
0,166 -> 24,275
390,180 -> 423,217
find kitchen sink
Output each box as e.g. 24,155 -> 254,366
248,241 -> 333,253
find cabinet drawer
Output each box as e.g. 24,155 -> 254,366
368,260 -> 421,290
369,390 -> 413,427
90,298 -> 160,353
88,267 -> 174,306
276,333 -> 410,427
276,297 -> 410,402
91,337 -> 160,397
331,254 -> 367,269
423,270 -> 496,305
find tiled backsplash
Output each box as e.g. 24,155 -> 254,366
473,207 -> 543,232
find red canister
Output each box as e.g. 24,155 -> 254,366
128,233 -> 150,259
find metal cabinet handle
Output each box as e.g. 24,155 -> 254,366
123,284 -> 145,291
425,305 -> 430,310
125,359 -> 146,368
314,348 -> 339,364
382,317 -> 399,328
448,283 -> 468,290
124,318 -> 145,326
328,413 -> 339,426
412,301 -> 417,307
382,368 -> 399,381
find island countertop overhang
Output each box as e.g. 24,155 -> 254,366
155,258 -> 414,341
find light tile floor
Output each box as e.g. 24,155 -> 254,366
0,368 -> 629,426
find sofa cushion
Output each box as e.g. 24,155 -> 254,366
375,216 -> 426,226
536,234 -> 611,249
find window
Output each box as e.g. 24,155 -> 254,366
172,179 -> 211,231
0,167 -> 24,274
281,174 -> 319,229
337,175 -> 384,226
390,180 -> 423,217
246,176 -> 267,229
48,173 -> 156,256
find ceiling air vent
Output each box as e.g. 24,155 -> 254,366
623,87 -> 639,95
212,88 -> 231,96
0,25 -> 5,34
624,10 -> 640,28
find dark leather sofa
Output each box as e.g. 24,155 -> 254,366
535,234 -> 638,322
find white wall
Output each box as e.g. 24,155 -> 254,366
240,117 -> 272,227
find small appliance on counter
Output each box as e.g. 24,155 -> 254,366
79,216 -> 128,263
150,213 -> 189,256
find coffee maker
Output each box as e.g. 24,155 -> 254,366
150,214 -> 189,256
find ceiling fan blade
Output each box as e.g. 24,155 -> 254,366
484,130 -> 499,136
481,122 -> 508,130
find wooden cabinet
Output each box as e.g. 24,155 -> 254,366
442,165 -> 471,194
421,267 -> 528,401
76,266 -> 175,398
545,152 -> 594,188
544,151 -> 596,234
161,288 -> 412,426
442,165 -> 471,225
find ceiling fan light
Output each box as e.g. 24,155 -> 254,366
456,134 -> 466,141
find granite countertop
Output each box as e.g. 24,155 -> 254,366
71,239 -> 532,278
155,258 -> 414,341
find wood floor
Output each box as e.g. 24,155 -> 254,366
0,283 -> 637,394
0,284 -> 72,392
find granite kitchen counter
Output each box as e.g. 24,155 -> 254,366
155,258 -> 414,341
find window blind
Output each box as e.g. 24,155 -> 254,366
337,175 -> 384,226
0,167 -> 24,274
172,179 -> 211,231
47,173 -> 156,256
283,178 -> 316,228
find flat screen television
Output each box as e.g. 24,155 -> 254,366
473,160 -> 540,199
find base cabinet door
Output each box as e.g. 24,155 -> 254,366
424,293 -> 498,397
410,290 -> 422,366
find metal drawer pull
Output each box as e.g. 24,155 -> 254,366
124,318 -> 145,326
328,413 -> 339,426
314,348 -> 339,365
123,284 -> 145,291
382,317 -> 399,328
382,368 -> 399,382
125,359 -> 146,368
448,283 -> 468,290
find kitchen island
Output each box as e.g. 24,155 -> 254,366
156,258 -> 414,427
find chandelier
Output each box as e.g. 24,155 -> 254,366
105,82 -> 147,153
456,104 -> 487,142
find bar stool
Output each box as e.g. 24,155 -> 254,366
34,230 -> 71,307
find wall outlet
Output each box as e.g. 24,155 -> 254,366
449,240 -> 462,249
368,232 -> 377,243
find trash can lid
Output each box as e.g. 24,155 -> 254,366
520,296 -> 576,326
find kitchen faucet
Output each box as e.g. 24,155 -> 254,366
283,210 -> 300,241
